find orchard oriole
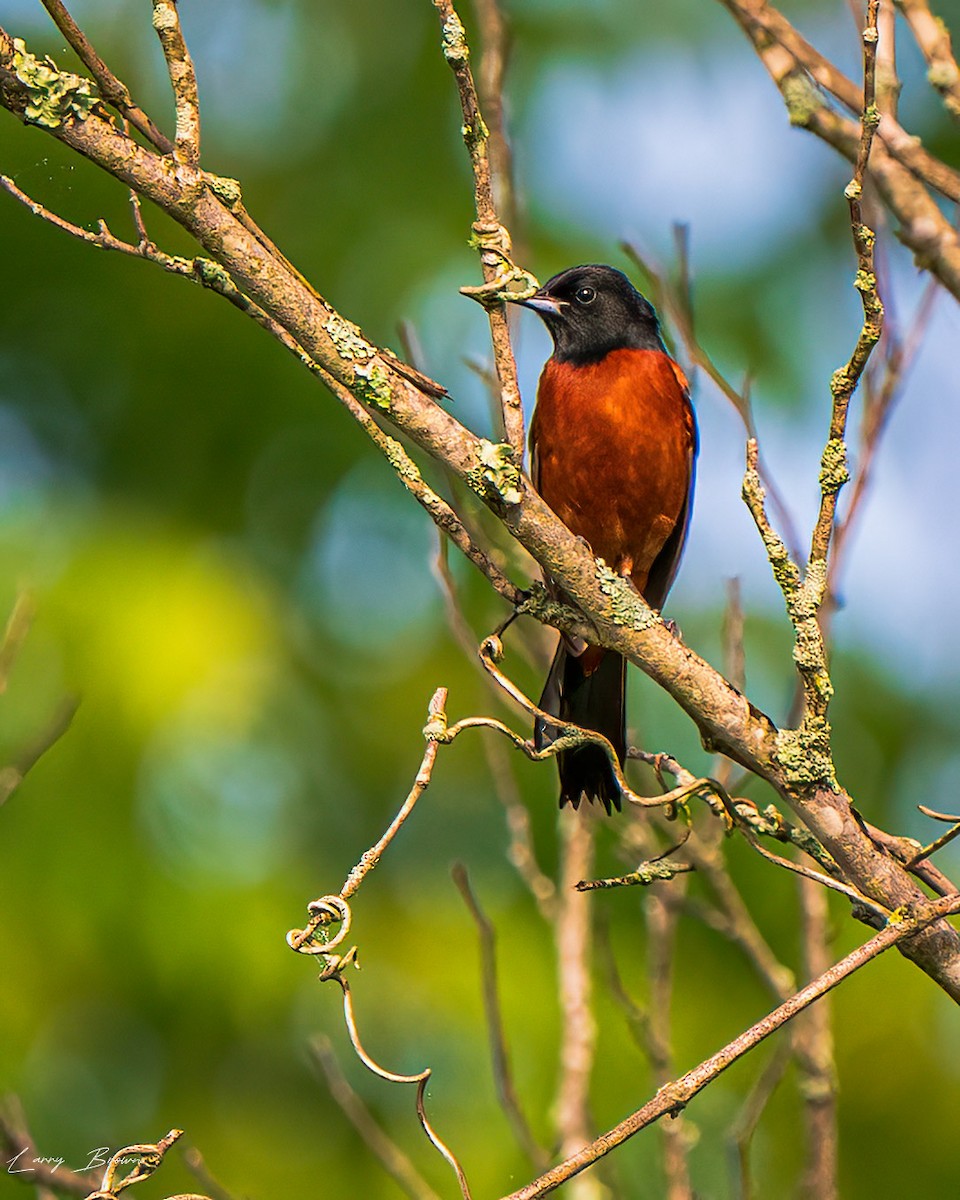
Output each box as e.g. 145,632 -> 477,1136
511,264 -> 697,813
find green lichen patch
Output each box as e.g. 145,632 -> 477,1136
12,38 -> 98,129
467,440 -> 522,506
353,360 -> 392,411
854,268 -> 877,294
800,557 -> 828,613
782,72 -> 822,127
819,438 -> 849,495
381,435 -> 422,484
927,60 -> 960,90
324,311 -> 373,362
206,174 -> 242,209
192,257 -> 233,290
774,716 -> 837,789
441,11 -> 469,64
151,2 -> 178,33
517,584 -> 583,630
596,562 -> 658,631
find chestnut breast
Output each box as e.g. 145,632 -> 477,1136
529,348 -> 695,597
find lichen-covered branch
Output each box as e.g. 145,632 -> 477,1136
895,0 -> 960,119
3,20 -> 960,1000
150,0 -> 200,164
741,0 -> 883,790
431,0 -> 530,458
718,0 -> 960,301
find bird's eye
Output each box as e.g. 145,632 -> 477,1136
575,286 -> 597,305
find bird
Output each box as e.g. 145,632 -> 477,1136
510,264 -> 697,813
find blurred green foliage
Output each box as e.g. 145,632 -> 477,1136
1,2 -> 959,1198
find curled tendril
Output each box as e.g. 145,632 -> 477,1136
287,895 -> 357,978
85,1129 -> 185,1198
289,893 -> 471,1196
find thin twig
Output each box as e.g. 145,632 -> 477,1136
875,0 -> 900,120
795,876 -> 838,1200
0,696 -> 79,809
895,0 -> 960,119
621,240 -> 804,565
713,577 -> 746,790
452,864 -> 550,1170
674,831 -> 796,1002
340,688 -> 446,900
0,593 -> 34,693
310,1038 -> 445,1200
335,977 -> 473,1200
499,893 -> 960,1199
808,0 -> 884,577
727,1035 -> 793,1200
433,541 -> 557,916
864,820 -> 959,896
431,0 -> 530,456
643,862 -> 693,1200
150,0 -> 201,164
906,819 -> 960,868
181,1148 -> 237,1200
553,815 -> 603,1200
472,0 -> 517,232
39,0 -> 173,151
287,694 -> 472,1200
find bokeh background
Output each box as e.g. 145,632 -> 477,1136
1,1 -> 959,1196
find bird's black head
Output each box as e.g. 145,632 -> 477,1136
513,264 -> 664,365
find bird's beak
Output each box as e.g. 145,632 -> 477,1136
511,293 -> 564,317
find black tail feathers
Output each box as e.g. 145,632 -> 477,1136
535,643 -> 626,814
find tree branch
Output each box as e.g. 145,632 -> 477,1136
431,0 -> 529,457
498,893 -> 960,1199
3,21 -> 960,1000
150,0 -> 200,164
39,0 -> 173,152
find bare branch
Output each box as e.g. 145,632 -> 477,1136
621,239 -> 804,566
452,864 -> 549,1170
895,0 -> 960,119
287,696 -> 472,1199
310,1038 -> 445,1200
150,1 -> 200,164
498,893 -> 960,1199
727,1036 -> 793,1199
341,689 -> 445,900
553,817 -> 601,1199
0,592 -> 33,694
181,1148 -> 237,1200
808,0 -> 884,576
642,864 -> 694,1200
795,877 -> 838,1200
718,0 -> 960,300
472,0 -> 517,231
